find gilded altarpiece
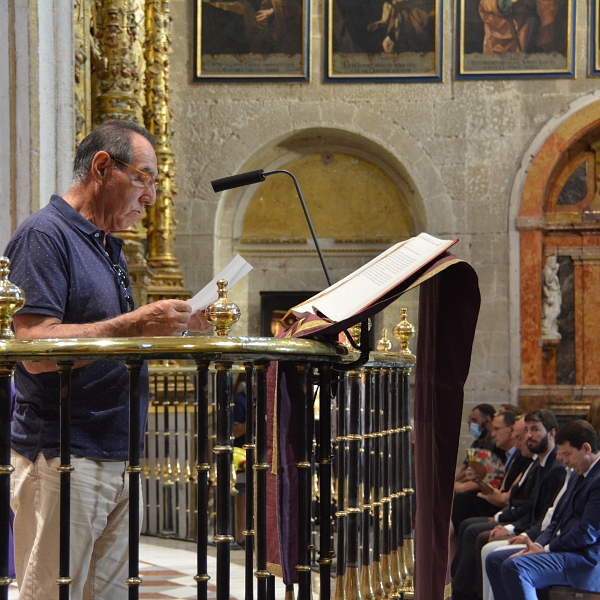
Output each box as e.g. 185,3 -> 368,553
518,102 -> 600,419
73,0 -> 190,306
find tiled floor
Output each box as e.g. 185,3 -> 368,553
8,539 -> 293,599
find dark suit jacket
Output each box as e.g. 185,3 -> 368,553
511,446 -> 567,536
534,458 -> 600,592
502,452 -> 532,492
498,457 -> 538,524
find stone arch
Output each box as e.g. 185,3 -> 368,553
213,126 -> 450,335
511,93 -> 600,415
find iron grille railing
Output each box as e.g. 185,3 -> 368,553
0,336 -> 416,600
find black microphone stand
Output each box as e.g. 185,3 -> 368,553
263,170 -> 332,287
211,169 -> 371,369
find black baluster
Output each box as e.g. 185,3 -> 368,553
126,360 -> 143,600
56,362 -> 74,600
389,369 -> 402,595
361,368 -> 374,600
380,368 -> 394,597
401,367 -> 414,595
214,363 -> 233,600
332,374 -> 346,600
345,368 -> 363,600
317,364 -> 332,600
0,365 -> 14,600
254,363 -> 269,600
394,368 -> 408,591
371,368 -> 384,600
195,361 -> 210,600
244,363 -> 256,600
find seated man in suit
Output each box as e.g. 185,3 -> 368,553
452,409 -> 566,600
452,410 -> 521,530
486,419 -> 600,600
451,406 -> 512,562
452,416 -> 535,600
485,409 -> 566,542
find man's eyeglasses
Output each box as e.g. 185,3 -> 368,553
112,264 -> 135,313
110,155 -> 159,191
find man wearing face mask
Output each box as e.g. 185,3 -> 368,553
469,404 -> 496,449
455,404 -> 498,490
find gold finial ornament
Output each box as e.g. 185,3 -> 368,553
205,280 -> 240,337
376,328 -> 392,352
0,257 -> 26,339
392,308 -> 415,359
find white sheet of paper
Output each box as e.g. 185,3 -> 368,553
189,254 -> 253,312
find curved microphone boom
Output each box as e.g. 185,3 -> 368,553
211,169 -> 332,287
211,170 -> 267,193
211,168 -> 370,362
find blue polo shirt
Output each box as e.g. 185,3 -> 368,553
4,195 -> 149,461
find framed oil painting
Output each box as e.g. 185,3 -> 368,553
455,0 -> 576,79
591,0 -> 600,76
194,0 -> 310,82
324,0 -> 443,82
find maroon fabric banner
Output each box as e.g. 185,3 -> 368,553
265,256 -> 481,598
414,261 -> 480,600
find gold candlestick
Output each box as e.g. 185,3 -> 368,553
205,280 -> 241,337
392,309 -> 415,359
0,257 -> 26,339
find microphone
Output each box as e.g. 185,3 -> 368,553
211,169 -> 332,287
211,169 -> 267,193
210,168 -> 370,360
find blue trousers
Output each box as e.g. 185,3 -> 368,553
486,546 -> 568,600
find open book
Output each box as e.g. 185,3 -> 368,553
288,233 -> 457,324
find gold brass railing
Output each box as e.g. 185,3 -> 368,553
0,333 -> 416,600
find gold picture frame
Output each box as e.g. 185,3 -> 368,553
194,0 -> 310,82
455,0 -> 575,79
591,0 -> 600,76
325,0 -> 443,82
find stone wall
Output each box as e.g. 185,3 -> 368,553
168,0 -> 598,458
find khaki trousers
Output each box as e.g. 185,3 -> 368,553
10,450 -> 142,600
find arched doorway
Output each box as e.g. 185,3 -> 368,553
213,128 -> 432,337
518,99 -> 600,418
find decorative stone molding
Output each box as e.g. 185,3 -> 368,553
515,216 -> 546,231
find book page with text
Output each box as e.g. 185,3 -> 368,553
290,233 -> 456,322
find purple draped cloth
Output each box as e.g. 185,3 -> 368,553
266,256 -> 480,599
414,261 -> 480,600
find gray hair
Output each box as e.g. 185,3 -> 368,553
72,120 -> 156,185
